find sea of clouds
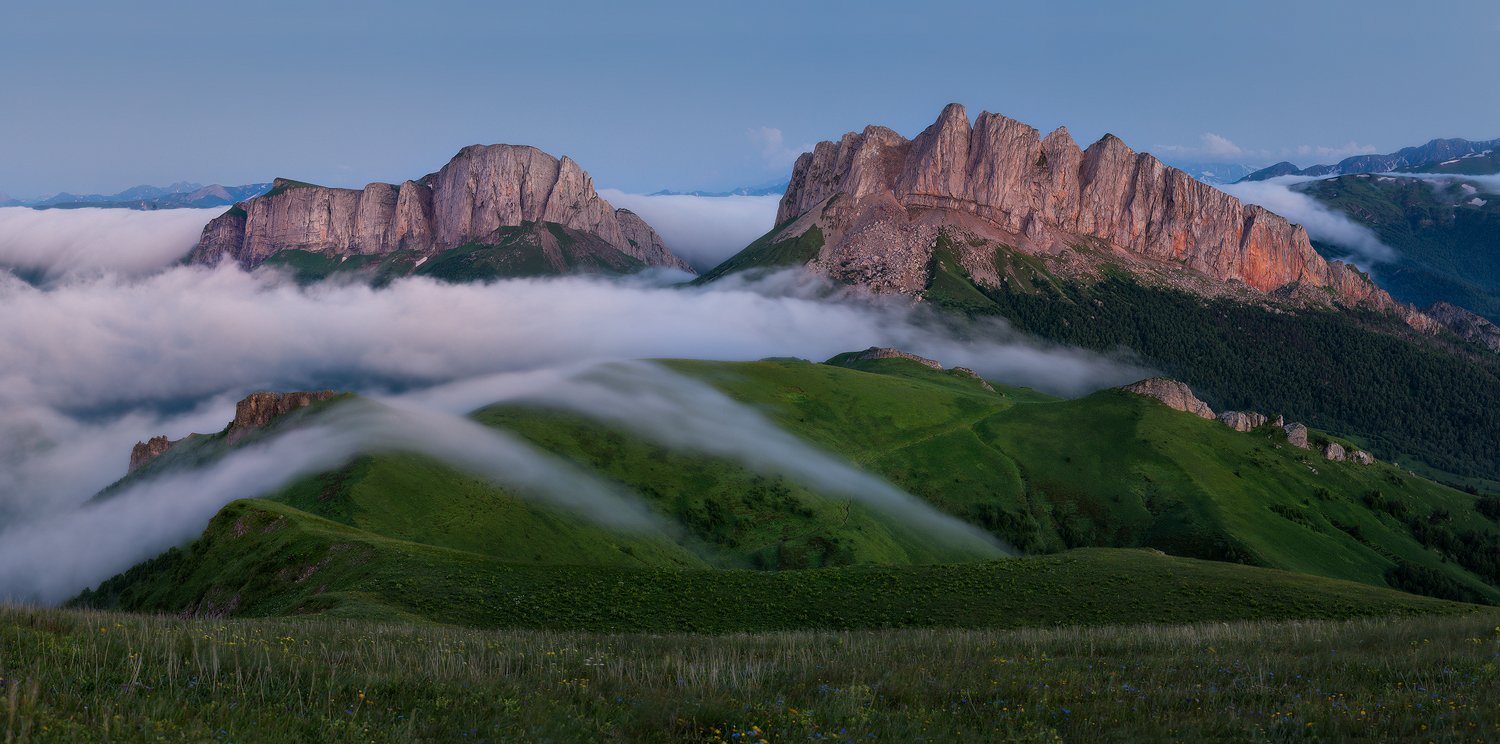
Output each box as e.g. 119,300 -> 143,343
0,200 -> 1148,603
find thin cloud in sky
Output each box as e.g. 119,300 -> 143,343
1156,133 -> 1379,165
748,126 -> 813,170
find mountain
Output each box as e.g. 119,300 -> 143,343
649,180 -> 790,197
14,182 -> 273,210
1241,137 -> 1500,182
190,145 -> 692,277
1294,171 -> 1500,322
701,104 -> 1500,483
77,356 -> 1500,625
708,102 -> 1424,326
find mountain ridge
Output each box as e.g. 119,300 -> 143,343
2,182 -> 272,209
1241,137 -> 1500,182
190,145 -> 692,273
734,103 -> 1429,330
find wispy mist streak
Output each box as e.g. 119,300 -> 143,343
0,398 -> 661,605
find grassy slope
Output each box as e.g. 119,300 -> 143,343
4,607 -> 1495,742
918,241 -> 1500,484
699,223 -> 1500,484
77,358 -> 1500,623
673,359 -> 1500,602
74,498 -> 1476,631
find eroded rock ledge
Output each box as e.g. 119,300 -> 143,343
127,390 -> 339,472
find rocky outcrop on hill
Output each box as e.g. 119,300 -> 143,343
127,391 -> 342,472
1427,302 -> 1500,353
1119,378 -> 1215,420
1351,449 -> 1375,465
128,436 -> 176,473
850,347 -> 944,369
226,391 -> 339,445
764,103 -> 1430,329
189,146 -> 690,272
1324,443 -> 1347,461
1217,411 -> 1268,432
1283,422 -> 1310,449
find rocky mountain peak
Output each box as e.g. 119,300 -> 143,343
190,145 -> 690,273
766,103 -> 1432,330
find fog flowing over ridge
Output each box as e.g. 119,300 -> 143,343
0,261 -> 1147,522
599,189 -> 780,271
518,362 -> 1011,556
1217,176 -> 1396,270
0,397 -> 665,605
0,207 -> 217,283
0,265 -> 1147,416
0,207 -> 1151,605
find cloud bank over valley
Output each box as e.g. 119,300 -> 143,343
0,206 -> 1154,603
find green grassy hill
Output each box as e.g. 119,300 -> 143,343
73,496 -> 1474,631
701,230 -> 1500,485
76,357 -> 1500,623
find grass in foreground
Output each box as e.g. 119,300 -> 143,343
1,607 -> 1496,742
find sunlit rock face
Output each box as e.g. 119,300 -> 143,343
189,146 -> 690,272
773,103 -> 1431,329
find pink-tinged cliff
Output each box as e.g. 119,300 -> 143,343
190,145 -> 691,272
768,103 -> 1431,329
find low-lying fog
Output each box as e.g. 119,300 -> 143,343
0,201 -> 1150,604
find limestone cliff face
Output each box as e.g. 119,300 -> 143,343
190,146 -> 690,272
774,103 -> 1430,328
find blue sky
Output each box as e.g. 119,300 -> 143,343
1,0 -> 1496,197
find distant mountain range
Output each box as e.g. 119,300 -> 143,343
1241,137 -> 1500,182
1,182 -> 272,210
648,181 -> 789,197
1153,160 -> 1262,186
